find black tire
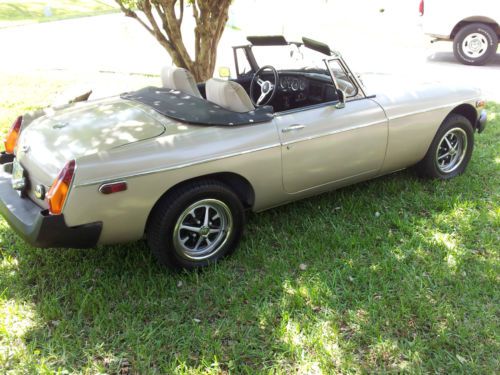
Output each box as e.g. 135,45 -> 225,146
415,114 -> 474,180
453,23 -> 498,65
147,180 -> 245,270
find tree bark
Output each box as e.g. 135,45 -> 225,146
115,0 -> 231,82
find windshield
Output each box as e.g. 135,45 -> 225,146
250,44 -> 328,72
234,43 -> 362,99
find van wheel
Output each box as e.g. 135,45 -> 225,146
147,180 -> 245,270
415,114 -> 474,180
453,23 -> 498,65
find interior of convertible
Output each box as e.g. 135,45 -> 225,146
160,36 -> 362,115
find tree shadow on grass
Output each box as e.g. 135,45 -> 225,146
1,123 -> 498,372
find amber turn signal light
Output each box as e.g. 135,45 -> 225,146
46,160 -> 76,215
4,116 -> 23,154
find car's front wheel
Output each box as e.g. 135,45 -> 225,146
453,23 -> 498,65
415,114 -> 474,180
147,180 -> 245,269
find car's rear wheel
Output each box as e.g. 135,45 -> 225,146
147,180 -> 245,269
415,114 -> 474,180
453,23 -> 498,65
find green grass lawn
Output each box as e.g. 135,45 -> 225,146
0,74 -> 498,373
0,0 -> 117,27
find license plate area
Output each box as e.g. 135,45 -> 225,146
11,159 -> 27,191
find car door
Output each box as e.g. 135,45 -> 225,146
275,98 -> 388,193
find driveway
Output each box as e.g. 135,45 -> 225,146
0,0 -> 498,100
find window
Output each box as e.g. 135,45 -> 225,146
326,59 -> 359,98
235,48 -> 252,76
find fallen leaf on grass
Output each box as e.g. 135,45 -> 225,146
120,359 -> 130,374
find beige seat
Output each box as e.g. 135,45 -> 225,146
205,78 -> 255,113
161,66 -> 202,98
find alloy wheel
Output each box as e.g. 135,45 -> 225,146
173,199 -> 233,261
435,127 -> 468,173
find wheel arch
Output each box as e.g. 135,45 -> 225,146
446,103 -> 478,129
145,172 -> 255,233
421,103 -> 477,162
451,17 -> 500,38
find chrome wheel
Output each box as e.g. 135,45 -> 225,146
462,33 -> 488,58
173,199 -> 232,261
435,128 -> 468,173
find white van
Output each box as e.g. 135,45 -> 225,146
420,0 -> 500,65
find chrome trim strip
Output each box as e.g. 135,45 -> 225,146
276,100 -> 337,116
75,98 -> 478,188
276,94 -> 377,117
75,143 -> 281,188
282,118 -> 387,146
387,99 -> 478,121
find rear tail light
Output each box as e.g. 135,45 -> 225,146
419,0 -> 424,15
46,160 -> 76,215
4,116 -> 23,154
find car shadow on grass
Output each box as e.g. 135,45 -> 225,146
0,112 -> 498,373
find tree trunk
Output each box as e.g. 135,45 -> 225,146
115,0 -> 231,82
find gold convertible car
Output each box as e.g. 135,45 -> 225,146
0,36 -> 487,269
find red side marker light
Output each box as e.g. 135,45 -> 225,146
99,181 -> 127,195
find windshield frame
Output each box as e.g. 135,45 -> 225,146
232,43 -> 366,99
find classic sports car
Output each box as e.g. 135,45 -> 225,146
0,36 -> 487,269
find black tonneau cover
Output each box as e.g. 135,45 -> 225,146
121,87 -> 274,126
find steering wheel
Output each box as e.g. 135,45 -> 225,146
250,65 -> 279,107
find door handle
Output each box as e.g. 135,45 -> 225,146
282,124 -> 305,133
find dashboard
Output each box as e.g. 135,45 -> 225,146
276,73 -> 337,108
279,76 -> 307,92
251,71 -> 340,111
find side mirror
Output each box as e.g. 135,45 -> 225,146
335,89 -> 346,109
218,67 -> 231,79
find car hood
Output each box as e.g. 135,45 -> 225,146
363,74 -> 482,118
16,97 -> 166,183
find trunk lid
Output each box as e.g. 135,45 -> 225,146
15,98 -> 166,208
16,98 -> 165,184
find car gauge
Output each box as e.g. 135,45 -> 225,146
280,77 -> 288,89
